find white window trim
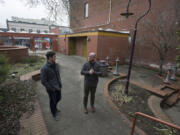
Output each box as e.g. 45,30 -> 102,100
85,3 -> 89,18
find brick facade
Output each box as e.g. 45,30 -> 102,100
70,0 -> 176,31
0,46 -> 29,63
57,31 -> 129,64
69,0 -> 179,68
97,35 -> 129,64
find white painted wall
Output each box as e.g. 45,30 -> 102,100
8,22 -> 49,33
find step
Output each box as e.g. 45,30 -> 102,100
20,70 -> 41,81
164,91 -> 180,106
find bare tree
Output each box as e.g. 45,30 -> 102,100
0,0 -> 5,4
138,1 -> 180,75
21,0 -> 70,25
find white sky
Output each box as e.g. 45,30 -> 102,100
0,0 -> 68,28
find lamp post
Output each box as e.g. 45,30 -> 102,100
121,0 -> 151,95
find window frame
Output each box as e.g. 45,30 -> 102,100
29,29 -> 33,33
84,2 -> 89,19
20,28 -> 25,32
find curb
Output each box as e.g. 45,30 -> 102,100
20,99 -> 49,135
20,70 -> 40,81
148,95 -> 172,123
104,75 -> 147,135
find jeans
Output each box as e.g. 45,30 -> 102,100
83,85 -> 96,108
47,90 -> 61,116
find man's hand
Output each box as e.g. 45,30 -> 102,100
89,69 -> 94,74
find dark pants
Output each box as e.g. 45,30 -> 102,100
83,85 -> 96,108
47,90 -> 61,116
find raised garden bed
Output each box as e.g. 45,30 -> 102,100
109,77 -> 178,135
0,55 -> 46,135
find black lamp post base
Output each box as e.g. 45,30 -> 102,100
124,88 -> 129,95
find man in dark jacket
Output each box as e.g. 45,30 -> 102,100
81,52 -> 101,114
41,51 -> 62,120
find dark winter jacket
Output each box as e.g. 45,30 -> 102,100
81,61 -> 101,87
41,62 -> 62,91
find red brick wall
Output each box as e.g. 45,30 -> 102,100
57,35 -> 99,58
70,0 -> 148,31
75,37 -> 83,56
52,38 -> 58,52
70,0 -> 174,31
70,0 -> 179,68
0,46 -> 29,63
50,27 -> 59,34
132,45 -> 178,68
97,35 -> 129,64
57,36 -> 66,54
86,36 -> 98,56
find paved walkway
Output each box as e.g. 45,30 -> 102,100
36,53 -> 131,135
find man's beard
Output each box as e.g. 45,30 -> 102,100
90,60 -> 95,63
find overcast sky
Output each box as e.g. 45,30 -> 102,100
0,0 -> 68,28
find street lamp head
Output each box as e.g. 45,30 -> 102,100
120,12 -> 134,18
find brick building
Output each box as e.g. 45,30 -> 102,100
57,30 -> 130,64
50,25 -> 72,35
62,0 -> 179,68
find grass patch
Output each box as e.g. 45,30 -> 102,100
8,56 -> 45,77
111,84 -> 133,105
21,56 -> 42,64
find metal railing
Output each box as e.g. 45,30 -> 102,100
131,112 -> 180,135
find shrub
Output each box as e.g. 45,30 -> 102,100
0,55 -> 9,83
0,79 -> 36,135
21,56 -> 42,64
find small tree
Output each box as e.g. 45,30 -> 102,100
0,0 -> 4,4
21,0 -> 70,25
138,1 -> 180,75
0,55 -> 9,83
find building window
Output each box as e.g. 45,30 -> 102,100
20,28 -> 25,31
44,30 -> 48,33
11,28 -> 16,32
29,29 -> 33,33
37,30 -> 40,33
84,3 -> 88,18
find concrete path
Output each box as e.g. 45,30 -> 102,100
36,53 -> 131,135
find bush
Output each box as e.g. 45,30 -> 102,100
0,55 -> 9,83
0,79 -> 36,135
21,56 -> 42,64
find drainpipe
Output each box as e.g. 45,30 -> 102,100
65,34 -> 67,54
107,0 -> 112,24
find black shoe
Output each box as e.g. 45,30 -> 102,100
53,115 -> 59,121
